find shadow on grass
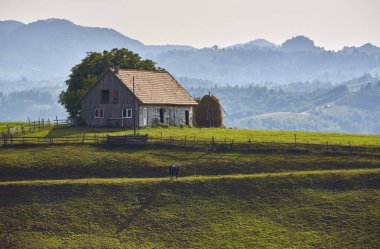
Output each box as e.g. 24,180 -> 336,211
45,126 -> 87,137
117,191 -> 159,233
45,125 -> 136,138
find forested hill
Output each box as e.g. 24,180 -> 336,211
157,38 -> 380,84
0,19 -> 380,84
188,79 -> 380,133
0,71 -> 379,134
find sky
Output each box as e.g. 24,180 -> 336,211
1,0 -> 379,50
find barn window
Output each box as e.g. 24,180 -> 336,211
122,109 -> 132,118
100,90 -> 110,104
113,90 -> 119,104
94,109 -> 104,118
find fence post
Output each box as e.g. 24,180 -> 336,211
348,141 -> 351,153
294,133 -> 297,148
56,116 -> 59,126
231,139 -> 234,148
28,117 -> 31,132
212,136 -> 215,150
42,118 -> 45,129
326,141 -> 329,153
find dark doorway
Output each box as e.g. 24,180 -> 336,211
185,110 -> 189,125
160,108 -> 164,123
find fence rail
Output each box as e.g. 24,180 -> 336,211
0,117 -> 69,138
1,134 -> 380,156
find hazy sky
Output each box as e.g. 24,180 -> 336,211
1,0 -> 379,50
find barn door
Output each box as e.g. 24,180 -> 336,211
185,110 -> 189,125
160,108 -> 164,123
143,108 -> 148,126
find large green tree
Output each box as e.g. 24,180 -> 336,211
59,48 -> 159,117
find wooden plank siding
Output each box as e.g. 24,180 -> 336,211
81,71 -> 138,127
80,70 -> 194,128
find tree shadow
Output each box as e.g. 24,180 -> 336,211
45,126 -> 89,138
117,191 -> 159,233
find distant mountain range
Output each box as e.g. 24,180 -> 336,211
1,18 -> 380,84
0,19 -> 194,81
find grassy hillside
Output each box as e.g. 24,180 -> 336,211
1,127 -> 380,248
0,122 -> 26,132
1,170 -> 379,248
23,126 -> 380,146
1,145 -> 380,180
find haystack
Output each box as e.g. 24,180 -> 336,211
194,93 -> 223,128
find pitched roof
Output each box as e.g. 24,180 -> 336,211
114,69 -> 198,106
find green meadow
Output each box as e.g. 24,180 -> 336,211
0,122 -> 27,132
1,145 -> 380,181
1,126 -> 380,248
1,169 -> 379,248
22,126 -> 380,146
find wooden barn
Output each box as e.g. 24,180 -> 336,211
77,68 -> 198,127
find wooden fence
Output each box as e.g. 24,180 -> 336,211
1,134 -> 380,156
0,117 -> 69,137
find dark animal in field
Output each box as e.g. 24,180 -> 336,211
169,164 -> 180,179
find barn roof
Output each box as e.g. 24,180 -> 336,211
114,69 -> 198,106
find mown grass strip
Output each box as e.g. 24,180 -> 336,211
1,168 -> 379,186
18,126 -> 380,146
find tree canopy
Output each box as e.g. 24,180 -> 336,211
59,48 -> 159,117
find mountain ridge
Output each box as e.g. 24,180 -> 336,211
0,18 -> 379,84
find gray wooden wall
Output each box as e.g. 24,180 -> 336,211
80,71 -> 138,127
80,70 -> 194,128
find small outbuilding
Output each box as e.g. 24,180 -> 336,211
78,68 -> 198,127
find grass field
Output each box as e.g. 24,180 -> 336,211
22,126 -> 380,146
1,145 -> 380,180
1,126 -> 380,248
1,169 -> 379,248
0,122 -> 26,132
